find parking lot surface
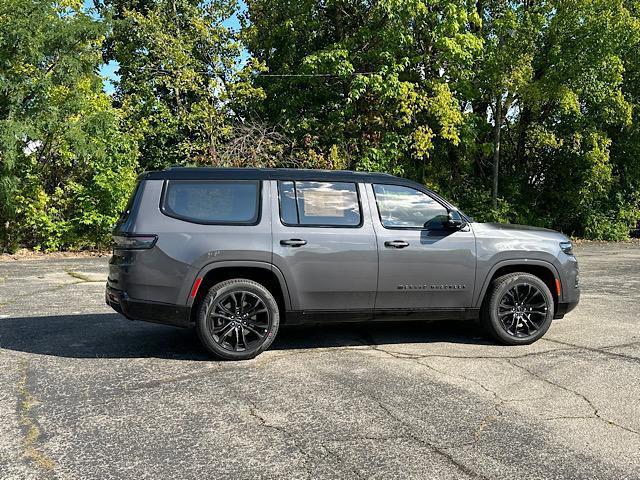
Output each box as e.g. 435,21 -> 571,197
0,243 -> 639,480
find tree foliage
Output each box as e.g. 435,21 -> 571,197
245,0 -> 482,179
0,0 -> 137,251
104,0 -> 265,169
246,0 -> 640,239
1,0 -> 640,251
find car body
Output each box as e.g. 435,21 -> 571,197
106,168 -> 580,359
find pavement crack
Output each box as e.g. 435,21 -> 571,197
542,415 -> 597,421
600,340 -> 640,350
367,342 -> 578,362
370,396 -> 488,479
320,444 -> 366,480
245,400 -> 316,479
319,339 -> 487,479
541,338 -> 640,364
16,360 -> 55,474
507,359 -> 640,436
409,358 -> 507,448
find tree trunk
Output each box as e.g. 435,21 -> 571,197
492,96 -> 502,209
515,104 -> 530,167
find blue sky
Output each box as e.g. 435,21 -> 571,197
85,0 -> 246,93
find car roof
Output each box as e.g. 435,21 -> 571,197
140,167 -> 460,213
143,167 -> 411,185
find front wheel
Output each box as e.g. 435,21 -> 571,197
481,273 -> 554,345
196,279 -> 280,360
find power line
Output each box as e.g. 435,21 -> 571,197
114,67 -> 380,78
257,72 -> 378,77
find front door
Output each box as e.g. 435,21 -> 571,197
271,180 -> 378,312
366,183 -> 476,311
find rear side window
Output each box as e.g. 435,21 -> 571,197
162,180 -> 260,224
116,180 -> 142,227
278,181 -> 361,227
373,184 -> 448,229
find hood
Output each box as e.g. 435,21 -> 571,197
472,222 -> 570,242
481,222 -> 557,233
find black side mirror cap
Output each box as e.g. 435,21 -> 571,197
423,213 -> 467,230
446,212 -> 466,230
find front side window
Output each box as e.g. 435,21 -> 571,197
373,184 -> 448,229
278,181 -> 361,227
162,180 -> 260,224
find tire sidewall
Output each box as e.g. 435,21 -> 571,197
487,274 -> 554,345
196,279 -> 280,360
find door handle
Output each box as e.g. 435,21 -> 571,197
280,239 -> 307,247
384,240 -> 410,249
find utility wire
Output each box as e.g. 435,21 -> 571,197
257,72 -> 378,77
115,66 -> 380,78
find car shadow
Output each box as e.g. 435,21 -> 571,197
0,313 -> 492,360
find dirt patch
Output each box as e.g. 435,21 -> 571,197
0,249 -> 110,262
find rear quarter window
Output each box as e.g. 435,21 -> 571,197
161,180 -> 261,225
114,180 -> 143,231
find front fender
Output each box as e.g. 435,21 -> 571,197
473,258 -> 561,308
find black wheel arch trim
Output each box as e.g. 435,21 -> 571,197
474,259 -> 562,308
184,260 -> 293,311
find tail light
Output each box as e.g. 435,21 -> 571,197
112,234 -> 157,250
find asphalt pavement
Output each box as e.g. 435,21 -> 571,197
0,243 -> 638,479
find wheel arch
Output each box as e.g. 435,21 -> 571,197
475,260 -> 561,310
186,261 -> 292,324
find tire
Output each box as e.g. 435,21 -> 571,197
480,272 -> 554,345
196,279 -> 280,360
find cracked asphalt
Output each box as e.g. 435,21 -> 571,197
0,243 -> 639,480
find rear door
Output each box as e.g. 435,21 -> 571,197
270,180 -> 378,312
366,183 -> 476,311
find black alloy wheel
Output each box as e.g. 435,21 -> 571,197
497,283 -> 548,337
481,272 -> 554,345
206,290 -> 270,352
196,279 -> 280,360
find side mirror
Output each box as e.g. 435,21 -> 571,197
446,212 -> 466,230
423,213 -> 465,230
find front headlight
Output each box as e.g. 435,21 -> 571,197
560,241 -> 574,256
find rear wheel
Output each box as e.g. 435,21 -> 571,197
196,279 -> 280,360
481,272 -> 554,345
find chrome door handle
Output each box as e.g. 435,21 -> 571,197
280,239 -> 307,247
384,240 -> 409,249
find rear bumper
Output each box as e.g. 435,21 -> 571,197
554,300 -> 579,319
106,284 -> 191,328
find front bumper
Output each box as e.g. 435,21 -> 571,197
106,284 -> 191,328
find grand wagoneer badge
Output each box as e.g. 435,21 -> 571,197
397,284 -> 467,290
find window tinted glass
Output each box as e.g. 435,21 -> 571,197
278,181 -> 361,227
373,184 -> 448,229
116,181 -> 141,225
278,181 -> 298,225
163,181 -> 260,224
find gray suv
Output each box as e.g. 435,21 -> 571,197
106,168 -> 579,360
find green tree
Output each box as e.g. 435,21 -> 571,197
244,0 -> 482,178
104,0 -> 265,170
472,0 -> 640,237
0,0 -> 137,251
246,0 -> 640,239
